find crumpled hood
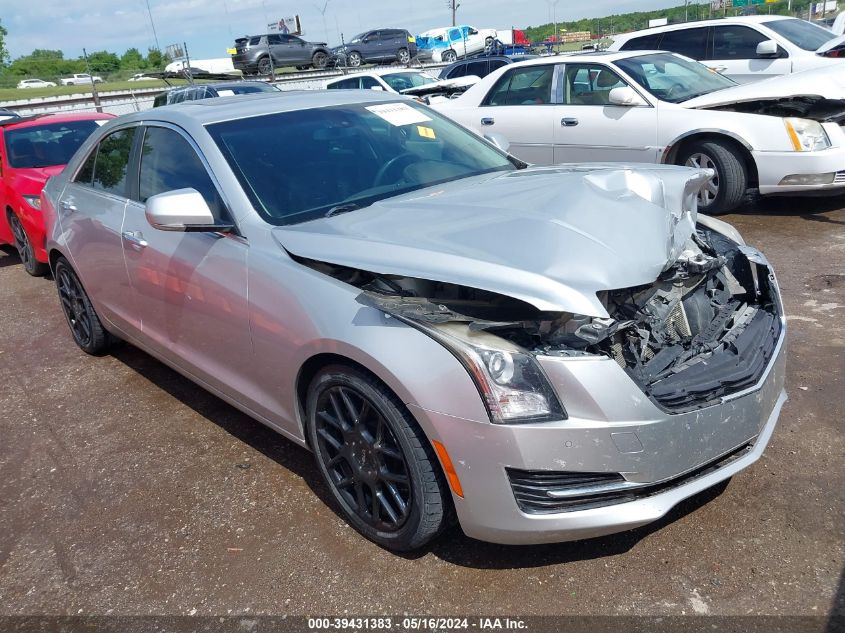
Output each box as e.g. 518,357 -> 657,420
273,164 -> 711,318
683,65 -> 845,109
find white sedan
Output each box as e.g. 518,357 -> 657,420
434,51 -> 845,214
324,69 -> 478,103
17,78 -> 57,89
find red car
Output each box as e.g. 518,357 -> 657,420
0,112 -> 114,275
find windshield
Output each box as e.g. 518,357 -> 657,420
207,101 -> 516,226
5,120 -> 103,168
765,18 -> 835,51
349,32 -> 366,43
382,72 -> 438,92
614,53 -> 736,103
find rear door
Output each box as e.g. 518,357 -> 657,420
707,25 -> 791,83
56,126 -> 139,331
553,62 -> 658,164
474,63 -> 558,164
120,123 -> 251,399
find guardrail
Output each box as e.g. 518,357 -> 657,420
1,61 -> 450,116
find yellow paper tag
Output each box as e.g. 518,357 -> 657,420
417,126 -> 436,139
226,48 -> 237,54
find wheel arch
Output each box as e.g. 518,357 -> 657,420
663,130 -> 759,188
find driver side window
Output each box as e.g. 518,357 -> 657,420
137,126 -> 228,221
563,64 -> 628,106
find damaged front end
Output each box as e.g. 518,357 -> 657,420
703,95 -> 845,124
295,222 -> 783,420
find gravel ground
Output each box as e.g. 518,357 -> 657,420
0,197 -> 842,623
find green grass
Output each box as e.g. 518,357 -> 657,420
0,79 -> 214,104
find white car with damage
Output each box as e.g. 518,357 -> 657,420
434,51 -> 845,214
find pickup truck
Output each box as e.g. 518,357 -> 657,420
60,73 -> 104,86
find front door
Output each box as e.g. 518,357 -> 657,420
121,124 -> 252,399
553,63 -> 659,164
707,25 -> 792,83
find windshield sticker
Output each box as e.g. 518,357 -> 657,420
217,89 -> 235,97
366,102 -> 431,126
416,125 -> 436,139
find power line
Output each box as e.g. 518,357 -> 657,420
144,0 -> 161,51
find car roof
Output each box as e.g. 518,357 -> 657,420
116,90 -> 413,127
0,112 -> 113,131
612,15 -> 795,40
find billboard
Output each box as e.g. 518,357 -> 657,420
268,16 -> 302,35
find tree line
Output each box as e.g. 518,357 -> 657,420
0,19 -> 168,87
523,0 -> 819,42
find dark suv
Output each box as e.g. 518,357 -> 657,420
438,55 -> 537,80
232,34 -> 331,74
331,29 -> 417,67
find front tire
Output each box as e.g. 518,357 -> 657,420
8,212 -> 48,276
54,257 -> 112,355
347,51 -> 362,67
679,140 -> 747,215
306,365 -> 449,551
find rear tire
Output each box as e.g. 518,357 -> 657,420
257,56 -> 273,75
8,212 -> 48,277
679,140 -> 747,215
312,51 -> 328,69
306,364 -> 450,551
397,48 -> 410,64
54,257 -> 111,355
442,49 -> 457,63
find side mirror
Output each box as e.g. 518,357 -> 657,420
756,39 -> 779,58
145,188 -> 233,232
608,86 -> 647,107
483,132 -> 510,152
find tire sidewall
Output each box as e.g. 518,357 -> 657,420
680,141 -> 746,215
348,52 -> 361,67
305,367 -> 434,550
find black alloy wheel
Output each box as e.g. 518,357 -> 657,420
306,365 -> 449,550
9,212 -> 48,276
54,257 -> 111,354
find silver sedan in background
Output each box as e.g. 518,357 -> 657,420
41,91 -> 786,550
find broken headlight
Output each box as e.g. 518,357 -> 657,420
784,118 -> 831,152
407,320 -> 566,424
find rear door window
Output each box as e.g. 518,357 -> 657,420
92,129 -> 133,196
658,27 -> 709,60
483,65 -> 556,106
619,33 -> 664,51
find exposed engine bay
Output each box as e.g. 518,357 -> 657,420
704,96 -> 845,124
295,225 -> 782,413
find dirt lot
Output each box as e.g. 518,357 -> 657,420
0,197 -> 842,622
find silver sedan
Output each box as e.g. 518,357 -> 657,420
42,91 -> 786,550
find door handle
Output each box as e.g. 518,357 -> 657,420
122,231 -> 148,249
481,117 -> 494,126
561,117 -> 579,127
60,200 -> 77,213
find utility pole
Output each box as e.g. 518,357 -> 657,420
82,48 -> 102,113
446,0 -> 459,26
315,0 -> 331,44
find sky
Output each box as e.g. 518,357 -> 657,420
2,0 -> 684,60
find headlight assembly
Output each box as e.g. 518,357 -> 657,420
402,319 -> 566,424
784,118 -> 831,152
22,195 -> 41,210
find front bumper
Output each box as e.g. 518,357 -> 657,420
411,311 -> 787,545
755,146 -> 845,195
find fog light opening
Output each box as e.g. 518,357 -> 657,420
778,172 -> 836,186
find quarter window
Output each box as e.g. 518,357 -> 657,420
138,127 -> 226,219
484,65 -> 556,106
